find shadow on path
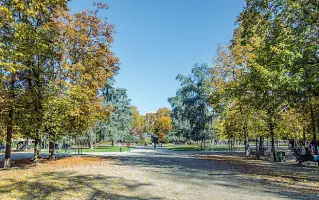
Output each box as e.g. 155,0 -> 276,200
0,170 -> 162,200
108,152 -> 319,200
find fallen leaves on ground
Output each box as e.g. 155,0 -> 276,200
0,156 -> 135,200
195,154 -> 319,194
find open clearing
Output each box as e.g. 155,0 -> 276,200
1,148 -> 319,200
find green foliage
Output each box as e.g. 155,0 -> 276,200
169,63 -> 215,142
0,1 -> 120,163
98,86 -> 133,144
168,1 -> 319,158
211,0 -> 319,158
143,112 -> 156,133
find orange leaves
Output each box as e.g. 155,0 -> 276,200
51,2 -> 120,133
154,116 -> 172,142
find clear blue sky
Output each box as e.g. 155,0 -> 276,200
69,0 -> 246,114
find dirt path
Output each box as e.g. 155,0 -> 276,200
1,149 -> 319,199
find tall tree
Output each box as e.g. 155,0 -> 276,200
168,95 -> 192,141
100,87 -> 132,145
281,0 -> 319,153
232,0 -> 304,160
0,0 -> 69,166
1,1 -> 120,165
131,106 -> 143,132
209,44 -> 255,156
45,2 -> 119,158
156,107 -> 171,118
169,63 -> 215,148
153,108 -> 172,142
143,112 -> 157,134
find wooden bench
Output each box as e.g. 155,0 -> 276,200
249,147 -> 271,158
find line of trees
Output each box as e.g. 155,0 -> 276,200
0,1 -> 119,167
169,0 -> 319,160
136,107 -> 172,143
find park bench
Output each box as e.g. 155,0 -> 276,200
249,147 -> 271,158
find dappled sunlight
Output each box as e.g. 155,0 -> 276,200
194,154 -> 319,195
1,0 -> 319,199
0,157 -> 160,200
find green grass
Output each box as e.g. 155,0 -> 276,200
42,146 -> 135,153
81,146 -> 135,153
167,145 -> 244,151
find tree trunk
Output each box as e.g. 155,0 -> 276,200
111,140 -> 114,146
270,121 -> 276,161
4,75 -> 15,168
240,106 -> 249,156
310,101 -> 317,154
255,135 -> 258,153
48,140 -> 55,160
259,136 -> 264,155
89,141 -> 94,150
4,110 -> 13,168
33,137 -> 41,163
78,143 -> 80,155
244,125 -> 249,157
303,127 -> 306,147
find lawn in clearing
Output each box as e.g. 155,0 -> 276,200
166,144 -> 244,151
42,146 -> 135,153
78,146 -> 135,153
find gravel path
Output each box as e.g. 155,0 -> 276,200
1,147 -> 319,200
105,152 -> 318,200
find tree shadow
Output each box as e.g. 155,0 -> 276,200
0,170 -> 162,200
0,153 -> 74,169
107,153 -> 319,200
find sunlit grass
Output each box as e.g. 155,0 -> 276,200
167,145 -> 244,151
81,146 -> 135,152
42,146 -> 135,153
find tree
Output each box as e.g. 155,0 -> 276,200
0,0 -> 69,166
209,44 -> 253,156
276,108 -> 305,142
154,116 -> 172,143
156,107 -> 171,118
131,106 -> 143,132
100,87 -> 132,145
0,1 -> 120,165
168,95 -> 192,142
143,112 -> 157,134
169,63 -> 215,148
85,126 -> 97,150
231,0 -> 303,160
280,0 -> 319,153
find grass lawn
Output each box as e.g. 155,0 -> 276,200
42,146 -> 135,153
166,144 -> 244,151
80,146 -> 135,153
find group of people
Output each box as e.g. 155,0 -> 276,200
290,139 -> 319,155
